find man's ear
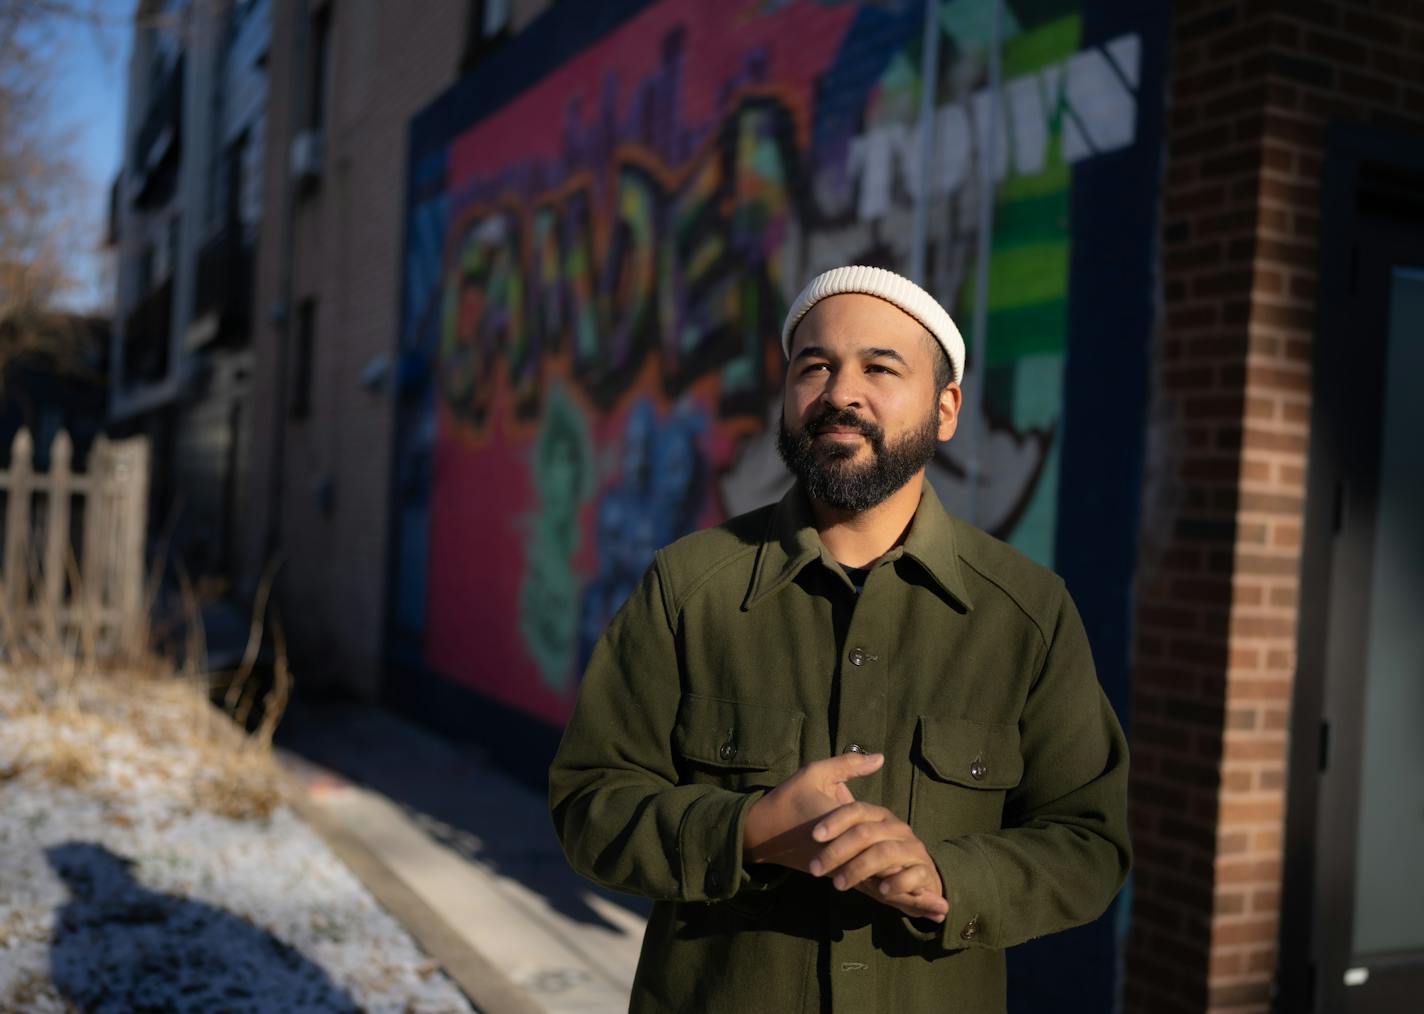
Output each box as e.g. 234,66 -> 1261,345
937,382 -> 962,442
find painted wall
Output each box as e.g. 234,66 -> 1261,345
395,0 -> 1164,730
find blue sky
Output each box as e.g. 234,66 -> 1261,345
43,2 -> 136,312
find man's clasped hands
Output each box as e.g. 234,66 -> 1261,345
742,751 -> 949,923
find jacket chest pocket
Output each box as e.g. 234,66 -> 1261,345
673,694 -> 804,792
909,716 -> 1024,841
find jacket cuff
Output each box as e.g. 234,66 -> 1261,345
677,789 -> 765,902
898,837 -> 1002,950
740,860 -> 792,894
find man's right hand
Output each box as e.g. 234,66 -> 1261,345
743,753 -> 948,921
742,752 -> 884,871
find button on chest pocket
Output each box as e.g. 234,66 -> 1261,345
909,716 -> 1024,840
673,695 -> 804,792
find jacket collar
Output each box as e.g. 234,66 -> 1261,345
741,480 -> 975,612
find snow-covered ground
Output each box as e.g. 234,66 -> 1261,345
0,664 -> 476,1013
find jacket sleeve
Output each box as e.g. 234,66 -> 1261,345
548,553 -> 766,903
904,582 -> 1132,951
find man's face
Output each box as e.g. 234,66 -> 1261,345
778,292 -> 961,513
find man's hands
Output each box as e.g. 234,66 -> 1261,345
742,753 -> 948,923
743,750 -> 878,869
810,801 -> 947,923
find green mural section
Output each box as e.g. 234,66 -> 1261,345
954,13 -> 1078,368
945,11 -> 1081,564
520,386 -> 594,691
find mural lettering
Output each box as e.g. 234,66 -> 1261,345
440,98 -> 798,429
847,33 -> 1141,221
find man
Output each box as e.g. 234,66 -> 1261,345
549,265 -> 1131,1013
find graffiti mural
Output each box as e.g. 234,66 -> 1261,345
393,0 -> 1164,728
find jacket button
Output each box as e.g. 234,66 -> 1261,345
970,755 -> 987,781
843,743 -> 867,755
719,742 -> 736,761
961,915 -> 980,940
849,647 -> 869,666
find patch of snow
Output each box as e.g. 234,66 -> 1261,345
0,665 -> 476,1013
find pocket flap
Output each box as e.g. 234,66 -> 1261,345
674,695 -> 804,770
918,716 -> 1023,789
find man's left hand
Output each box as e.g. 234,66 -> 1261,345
807,802 -> 948,923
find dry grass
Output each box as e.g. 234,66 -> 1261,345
35,736 -> 100,787
4,971 -> 81,1014
0,556 -> 294,821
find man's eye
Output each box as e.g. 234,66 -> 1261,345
866,364 -> 894,374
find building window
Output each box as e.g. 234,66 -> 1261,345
290,299 -> 316,420
461,0 -> 511,71
149,213 -> 179,286
138,242 -> 156,297
225,131 -> 248,229
307,5 -> 331,133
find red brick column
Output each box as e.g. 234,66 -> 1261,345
1125,2 -> 1424,1012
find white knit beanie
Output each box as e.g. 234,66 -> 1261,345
780,265 -> 965,384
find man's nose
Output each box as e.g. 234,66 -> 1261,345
821,368 -> 863,409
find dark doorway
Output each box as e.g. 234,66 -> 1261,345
1279,125 -> 1424,1014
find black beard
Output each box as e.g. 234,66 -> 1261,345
776,404 -> 940,513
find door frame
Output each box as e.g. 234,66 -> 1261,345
1276,122 -> 1424,1013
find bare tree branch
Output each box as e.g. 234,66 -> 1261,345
0,0 -> 103,371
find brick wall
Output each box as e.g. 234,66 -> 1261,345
1125,2 -> 1424,1011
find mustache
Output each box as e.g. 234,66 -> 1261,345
808,407 -> 882,439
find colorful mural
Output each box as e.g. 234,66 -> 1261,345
393,0 -> 1163,728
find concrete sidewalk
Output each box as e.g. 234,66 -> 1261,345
273,700 -> 647,1014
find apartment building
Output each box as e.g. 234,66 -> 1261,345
241,0 -> 548,691
111,0 -> 270,581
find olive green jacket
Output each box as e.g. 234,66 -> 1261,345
549,482 -> 1131,1013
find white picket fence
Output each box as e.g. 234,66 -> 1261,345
0,428 -> 150,658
